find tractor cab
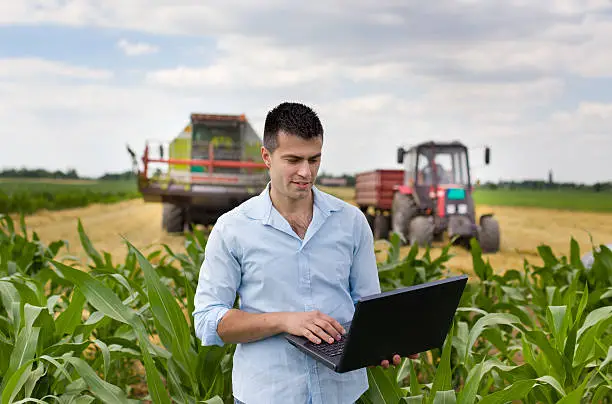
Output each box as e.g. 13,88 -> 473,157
397,141 -> 472,188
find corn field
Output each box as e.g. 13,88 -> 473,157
0,213 -> 610,403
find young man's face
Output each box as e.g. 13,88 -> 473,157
261,131 -> 322,201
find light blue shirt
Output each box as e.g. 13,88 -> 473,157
193,184 -> 381,404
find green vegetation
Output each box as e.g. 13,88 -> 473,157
473,188 -> 612,212
0,168 -> 135,182
0,179 -> 139,215
1,215 -> 610,403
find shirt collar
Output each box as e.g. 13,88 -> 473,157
244,181 -> 344,223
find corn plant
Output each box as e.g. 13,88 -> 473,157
1,214 -> 231,403
366,235 -> 612,403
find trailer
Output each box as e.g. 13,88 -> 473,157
128,113 -> 269,233
355,141 -> 500,253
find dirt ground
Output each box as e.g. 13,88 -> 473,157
15,193 -> 612,274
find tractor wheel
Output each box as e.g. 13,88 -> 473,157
162,203 -> 185,234
479,215 -> 500,253
409,216 -> 434,247
365,213 -> 375,233
392,193 -> 418,244
374,213 -> 390,240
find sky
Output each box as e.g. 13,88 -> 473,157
1,1 -> 611,184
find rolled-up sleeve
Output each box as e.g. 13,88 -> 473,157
349,209 -> 381,305
192,218 -> 241,346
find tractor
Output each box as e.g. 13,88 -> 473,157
355,141 -> 500,253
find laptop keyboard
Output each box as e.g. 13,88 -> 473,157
305,336 -> 347,357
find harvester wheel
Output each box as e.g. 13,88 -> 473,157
391,193 -> 418,244
162,203 -> 185,234
479,215 -> 500,253
409,216 -> 434,247
374,213 -> 390,240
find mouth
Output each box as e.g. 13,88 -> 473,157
291,181 -> 311,189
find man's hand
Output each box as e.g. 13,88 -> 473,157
282,310 -> 346,344
379,353 -> 419,369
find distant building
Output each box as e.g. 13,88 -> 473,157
318,177 -> 348,187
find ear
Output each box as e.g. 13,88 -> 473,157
261,146 -> 272,168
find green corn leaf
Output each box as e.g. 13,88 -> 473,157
127,241 -> 197,384
409,358 -> 421,397
599,345 -> 612,370
50,260 -> 138,325
134,327 -> 172,404
428,324 -> 454,403
466,313 -> 521,357
76,219 -> 104,268
577,305 -> 612,339
201,397 -> 224,404
50,260 -> 171,403
1,359 -> 34,404
63,357 -> 129,404
55,289 -> 86,336
535,375 -> 566,398
167,357 -> 192,404
478,379 -> 537,404
366,367 -> 403,404
92,338 -> 111,380
556,371 -> 591,404
6,326 -> 40,386
23,360 -> 46,398
457,357 -> 485,404
523,330 -> 567,383
432,390 -> 456,404
401,396 -> 424,403
591,385 -> 612,404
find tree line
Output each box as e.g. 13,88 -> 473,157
317,173 -> 611,192
0,168 -> 136,181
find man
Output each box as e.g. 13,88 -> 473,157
193,102 -> 416,404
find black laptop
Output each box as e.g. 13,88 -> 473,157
284,274 -> 468,373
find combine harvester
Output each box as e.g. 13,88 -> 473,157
355,141 -> 500,253
128,113 -> 269,233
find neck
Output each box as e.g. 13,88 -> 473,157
269,183 -> 313,216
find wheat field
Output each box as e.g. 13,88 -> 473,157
13,186 -> 612,274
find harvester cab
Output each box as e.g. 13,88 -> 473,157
393,141 -> 500,252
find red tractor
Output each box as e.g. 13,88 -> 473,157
355,141 -> 500,253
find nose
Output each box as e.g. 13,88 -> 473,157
297,161 -> 310,178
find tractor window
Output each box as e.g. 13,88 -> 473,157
417,151 -> 434,185
416,147 -> 470,186
434,153 -> 454,185
404,149 -> 416,185
453,150 -> 469,185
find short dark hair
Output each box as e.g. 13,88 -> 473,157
263,102 -> 324,153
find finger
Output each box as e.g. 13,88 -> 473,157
301,328 -> 321,344
317,313 -> 346,336
314,318 -> 342,341
307,324 -> 334,344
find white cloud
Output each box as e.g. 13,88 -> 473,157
0,58 -> 113,80
117,39 -> 159,56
